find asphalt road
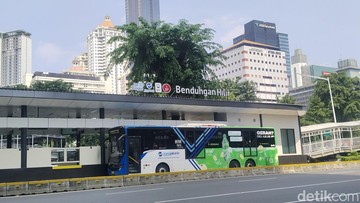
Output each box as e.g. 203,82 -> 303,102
1,168 -> 360,203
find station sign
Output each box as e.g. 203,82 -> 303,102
132,82 -> 228,97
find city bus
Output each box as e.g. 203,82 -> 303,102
107,125 -> 277,175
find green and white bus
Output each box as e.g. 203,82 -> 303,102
107,125 -> 278,175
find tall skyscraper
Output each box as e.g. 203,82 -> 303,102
277,33 -> 291,81
0,30 -> 32,87
233,20 -> 291,85
290,49 -> 308,88
87,16 -> 125,94
125,0 -> 160,25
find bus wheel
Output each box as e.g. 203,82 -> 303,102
245,160 -> 256,167
229,160 -> 240,168
156,163 -> 170,173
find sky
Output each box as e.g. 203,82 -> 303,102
1,0 -> 359,73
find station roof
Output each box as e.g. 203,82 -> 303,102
301,120 -> 360,132
0,89 -> 305,116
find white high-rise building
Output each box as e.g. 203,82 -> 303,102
211,40 -> 288,103
72,53 -> 88,72
0,30 -> 32,87
87,16 -> 126,94
290,49 -> 308,88
125,0 -> 160,25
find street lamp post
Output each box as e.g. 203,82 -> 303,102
297,73 -> 337,123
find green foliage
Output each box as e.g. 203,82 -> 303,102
4,84 -> 28,90
108,18 -> 224,93
276,93 -> 295,104
336,151 -> 360,161
301,73 -> 360,126
1,80 -> 76,93
30,80 -> 74,92
80,134 -> 99,146
206,77 -> 259,101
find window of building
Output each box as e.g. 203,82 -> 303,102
281,129 -> 296,154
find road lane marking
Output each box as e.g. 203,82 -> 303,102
238,177 -> 277,182
106,187 -> 164,195
154,178 -> 360,203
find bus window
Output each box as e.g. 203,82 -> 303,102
206,130 -> 223,148
256,129 -> 275,147
228,130 -> 243,148
181,129 -> 196,145
153,128 -> 179,149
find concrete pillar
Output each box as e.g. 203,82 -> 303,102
133,110 -> 138,119
6,132 -> 12,149
99,108 -> 105,165
162,110 -> 167,120
20,105 -> 27,169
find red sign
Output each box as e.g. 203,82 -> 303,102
162,83 -> 171,93
322,71 -> 332,76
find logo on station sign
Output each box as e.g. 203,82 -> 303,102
162,83 -> 171,93
146,82 -> 152,89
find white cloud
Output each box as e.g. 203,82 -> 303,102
34,42 -> 77,73
202,15 -> 248,47
218,25 -> 244,46
36,42 -> 68,64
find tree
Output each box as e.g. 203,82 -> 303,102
30,80 -> 74,92
108,18 -> 224,93
276,93 -> 295,104
237,80 -> 259,102
4,84 -> 28,90
300,95 -> 332,126
207,77 -> 259,102
301,73 -> 360,126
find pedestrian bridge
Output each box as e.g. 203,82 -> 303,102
301,121 -> 360,158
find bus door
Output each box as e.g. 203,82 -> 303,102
243,130 -> 258,157
128,136 -> 141,173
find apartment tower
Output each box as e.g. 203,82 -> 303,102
0,30 -> 32,87
87,16 -> 125,94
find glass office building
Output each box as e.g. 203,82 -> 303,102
233,20 -> 291,82
277,33 -> 291,80
125,0 -> 160,25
